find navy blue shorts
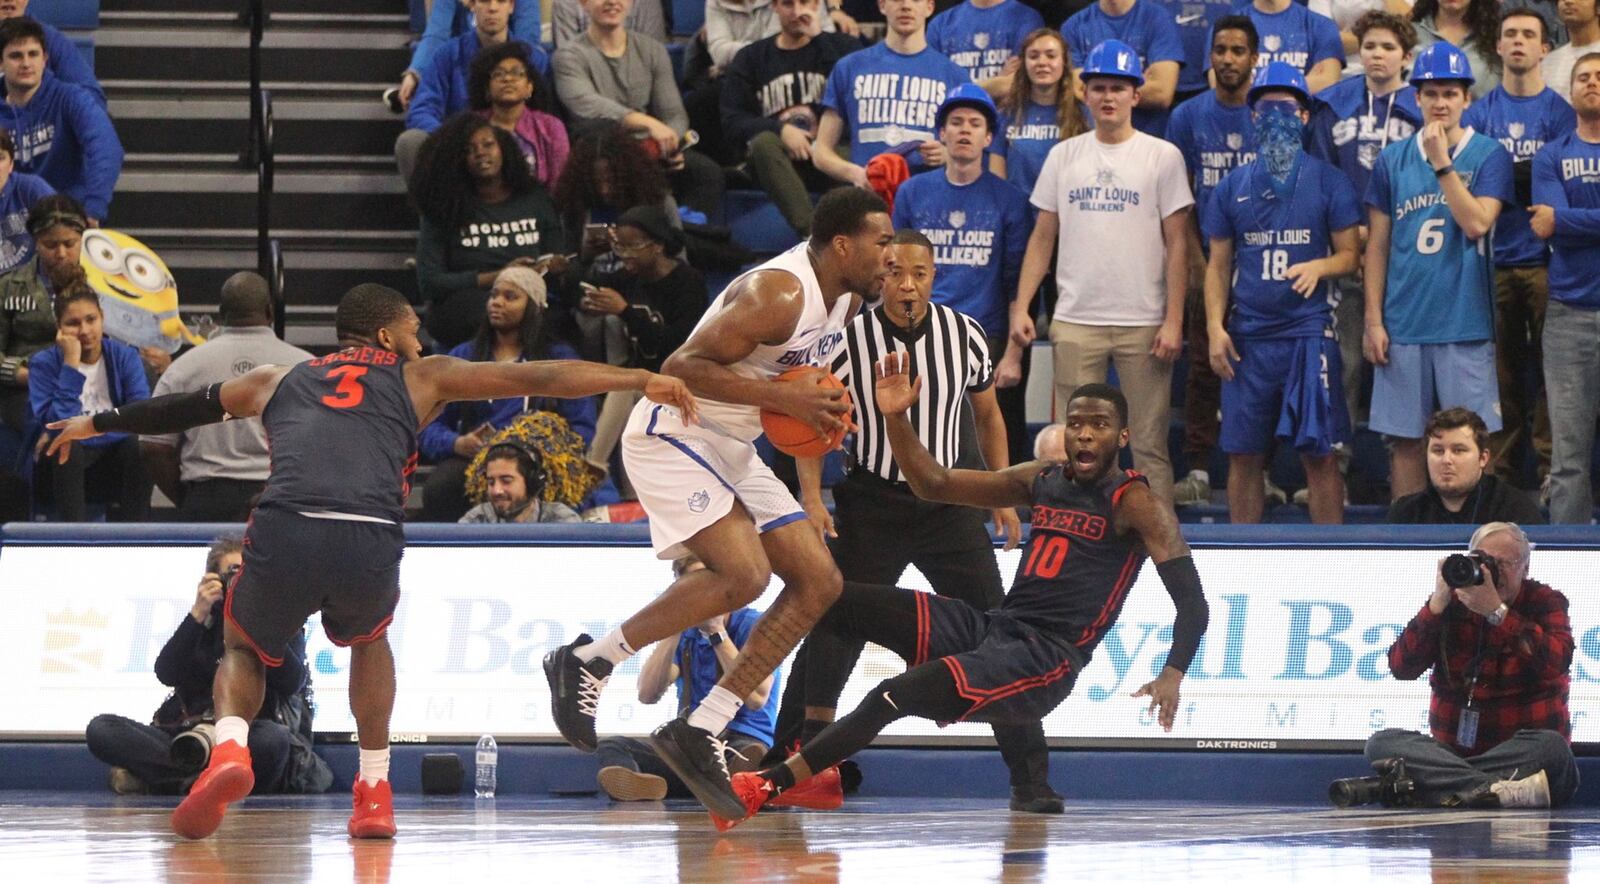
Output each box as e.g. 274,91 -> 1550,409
225,506 -> 404,666
1220,335 -> 1350,456
913,592 -> 1082,726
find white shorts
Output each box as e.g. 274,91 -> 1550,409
621,399 -> 807,559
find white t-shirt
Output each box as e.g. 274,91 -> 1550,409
75,358 -> 112,416
1030,129 -> 1194,326
1542,39 -> 1600,103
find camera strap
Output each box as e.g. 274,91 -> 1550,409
1458,627 -> 1490,749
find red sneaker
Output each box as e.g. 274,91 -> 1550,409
348,779 -> 397,839
708,772 -> 775,832
171,740 -> 255,840
768,766 -> 843,810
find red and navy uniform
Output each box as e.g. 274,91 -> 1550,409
1387,580 -> 1573,757
227,347 -> 419,666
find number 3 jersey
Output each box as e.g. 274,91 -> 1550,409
255,347 -> 420,522
1201,154 -> 1361,340
1364,130 -> 1515,345
1004,466 -> 1149,662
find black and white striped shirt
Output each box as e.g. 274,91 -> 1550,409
829,302 -> 993,482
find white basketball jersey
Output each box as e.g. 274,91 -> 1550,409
690,244 -> 851,441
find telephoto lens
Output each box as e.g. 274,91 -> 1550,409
1441,552 -> 1486,589
170,722 -> 217,772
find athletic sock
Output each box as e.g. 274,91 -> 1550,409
685,685 -> 742,735
759,764 -> 797,794
1190,469 -> 1209,485
799,718 -> 830,744
359,747 -> 391,787
574,629 -> 636,666
214,716 -> 248,749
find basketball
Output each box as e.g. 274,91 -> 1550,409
760,367 -> 851,458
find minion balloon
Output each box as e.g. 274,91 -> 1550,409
79,229 -> 204,353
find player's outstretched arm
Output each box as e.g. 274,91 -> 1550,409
1117,481 -> 1210,732
875,352 -> 1043,509
45,365 -> 291,463
414,356 -> 697,424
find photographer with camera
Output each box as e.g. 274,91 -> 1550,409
1333,522 -> 1577,809
84,537 -> 332,796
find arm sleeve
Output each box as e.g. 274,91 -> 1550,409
1487,591 -> 1573,682
821,61 -> 849,117
68,93 -> 124,220
965,317 -> 994,392
408,0 -> 461,74
633,0 -> 669,43
417,402 -> 463,462
553,0 -> 583,46
1538,144 -> 1600,238
1147,12 -> 1186,65
115,342 -> 151,405
1030,145 -> 1061,212
510,1 -> 541,48
645,40 -> 691,133
1199,174 -> 1233,242
152,616 -> 213,690
1309,12 -> 1345,67
92,384 -> 226,435
1473,145 -> 1517,204
1387,602 -> 1445,680
705,4 -> 745,70
1157,146 -> 1195,218
29,353 -> 85,425
722,48 -> 782,144
553,44 -> 633,122
404,53 -> 452,131
45,27 -> 105,106
1155,556 -> 1209,673
1364,155 -> 1393,213
415,215 -> 477,304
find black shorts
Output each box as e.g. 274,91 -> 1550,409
915,592 -> 1082,726
225,506 -> 404,666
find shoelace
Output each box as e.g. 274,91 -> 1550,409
577,666 -> 609,718
707,733 -> 733,782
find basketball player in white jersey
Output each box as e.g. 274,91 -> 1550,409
544,188 -> 894,818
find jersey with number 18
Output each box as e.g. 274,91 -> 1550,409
1363,131 -> 1514,345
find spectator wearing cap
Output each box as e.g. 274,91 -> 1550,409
139,272 -> 313,522
1202,62 -> 1360,524
468,40 -> 569,192
577,204 -> 707,481
0,17 -> 121,224
412,113 -> 566,349
890,84 -> 1034,470
1011,39 -> 1193,501
1060,0 -> 1184,137
418,266 -> 597,521
0,127 -> 53,274
0,192 -> 84,467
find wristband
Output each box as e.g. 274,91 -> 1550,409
1433,164 -> 1454,178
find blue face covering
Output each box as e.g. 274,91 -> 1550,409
1254,103 -> 1305,193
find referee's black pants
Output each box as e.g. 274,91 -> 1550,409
769,470 -> 1051,788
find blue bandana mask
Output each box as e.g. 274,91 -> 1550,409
1254,104 -> 1305,190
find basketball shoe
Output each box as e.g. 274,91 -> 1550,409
171,740 -> 254,839
768,767 -> 844,810
709,772 -> 778,832
348,779 -> 397,838
652,717 -> 746,819
543,634 -> 611,752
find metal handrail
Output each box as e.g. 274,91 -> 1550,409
242,0 -> 284,337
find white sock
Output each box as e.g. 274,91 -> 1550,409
214,716 -> 248,749
359,747 -> 391,787
574,629 -> 637,666
1190,470 -> 1210,484
685,685 -> 742,735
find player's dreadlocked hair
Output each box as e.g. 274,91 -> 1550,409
464,411 -> 601,507
335,284 -> 411,345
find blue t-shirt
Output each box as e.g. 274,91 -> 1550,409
1364,132 -> 1516,344
1210,2 -> 1341,79
1461,87 -> 1577,268
995,100 -> 1067,196
1155,0 -> 1239,94
0,171 -> 54,275
822,42 -> 971,168
891,169 -> 1032,337
1060,0 -> 1185,136
926,0 -> 1046,81
1532,133 -> 1600,310
1164,90 -> 1256,219
1307,77 -> 1421,200
1202,155 -> 1361,338
674,609 -> 779,744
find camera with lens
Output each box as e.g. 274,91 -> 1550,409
170,721 -> 217,772
1441,551 -> 1500,589
1329,758 -> 1416,808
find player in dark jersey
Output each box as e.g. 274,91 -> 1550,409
704,352 -> 1210,829
44,284 -> 697,841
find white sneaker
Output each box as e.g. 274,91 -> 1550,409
1490,769 -> 1551,808
1264,477 -> 1288,507
1540,475 -> 1552,507
1172,472 -> 1211,506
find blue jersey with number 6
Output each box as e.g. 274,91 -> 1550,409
1364,132 -> 1514,345
1202,155 -> 1360,340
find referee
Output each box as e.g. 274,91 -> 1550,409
775,229 -> 1060,813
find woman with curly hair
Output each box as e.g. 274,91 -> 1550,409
468,40 -> 569,191
995,29 -> 1086,199
1411,0 -> 1502,97
411,112 -> 565,348
417,265 -> 598,521
554,123 -> 680,271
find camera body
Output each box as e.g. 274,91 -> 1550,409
1329,758 -> 1416,808
1442,551 -> 1500,589
170,721 -> 217,772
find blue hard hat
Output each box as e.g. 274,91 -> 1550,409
1247,61 -> 1311,107
1080,39 -> 1144,87
936,82 -> 999,132
1409,41 -> 1475,86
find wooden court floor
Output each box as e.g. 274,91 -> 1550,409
1,792 -> 1595,882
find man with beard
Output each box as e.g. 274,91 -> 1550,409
458,441 -> 582,523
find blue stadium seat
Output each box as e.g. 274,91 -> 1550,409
725,190 -> 802,254
672,0 -> 705,36
667,41 -> 685,85
33,0 -> 99,30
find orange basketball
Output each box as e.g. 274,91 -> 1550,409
760,367 -> 852,458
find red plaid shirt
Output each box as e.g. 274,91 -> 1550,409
1388,580 -> 1573,757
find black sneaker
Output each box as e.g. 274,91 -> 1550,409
650,717 -> 747,820
1010,783 -> 1065,814
542,634 -> 611,752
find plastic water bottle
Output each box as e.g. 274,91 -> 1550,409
475,734 -> 498,798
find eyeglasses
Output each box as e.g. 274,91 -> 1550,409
608,230 -> 656,256
491,68 -> 530,82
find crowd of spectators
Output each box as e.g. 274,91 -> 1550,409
3,0 -> 1599,527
